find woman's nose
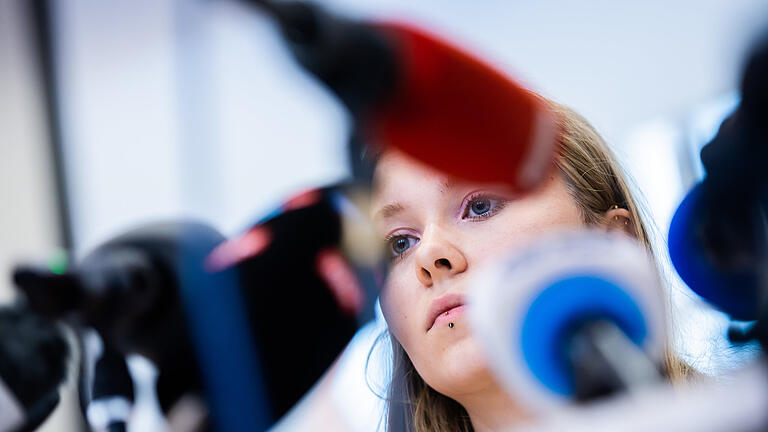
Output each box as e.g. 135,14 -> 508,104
414,232 -> 468,287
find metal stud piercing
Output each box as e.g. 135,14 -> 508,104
448,322 -> 454,328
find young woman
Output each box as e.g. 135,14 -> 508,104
370,100 -> 695,432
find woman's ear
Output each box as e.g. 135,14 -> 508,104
602,206 -> 635,237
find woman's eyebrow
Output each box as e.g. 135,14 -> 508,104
374,202 -> 406,221
439,179 -> 455,194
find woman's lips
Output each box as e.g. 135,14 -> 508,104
426,293 -> 467,331
432,304 -> 466,329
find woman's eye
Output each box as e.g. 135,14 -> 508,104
470,199 -> 491,215
464,195 -> 506,219
387,235 -> 419,259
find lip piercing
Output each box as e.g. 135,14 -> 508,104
448,322 -> 454,328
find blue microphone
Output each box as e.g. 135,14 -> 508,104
470,231 -> 666,413
668,31 -> 768,322
668,182 -> 765,321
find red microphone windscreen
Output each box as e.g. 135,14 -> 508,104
367,22 -> 559,192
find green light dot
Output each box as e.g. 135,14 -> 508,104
48,249 -> 68,275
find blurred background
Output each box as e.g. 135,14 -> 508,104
2,0 -> 767,430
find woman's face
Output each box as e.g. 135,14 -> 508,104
372,150 -> 586,399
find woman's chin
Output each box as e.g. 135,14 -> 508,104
421,334 -> 496,397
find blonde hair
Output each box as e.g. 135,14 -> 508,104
380,100 -> 695,432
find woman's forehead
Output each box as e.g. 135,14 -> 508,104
372,151 -> 452,202
373,150 -> 518,201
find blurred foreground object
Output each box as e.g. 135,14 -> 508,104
669,31 -> 768,323
470,231 -> 666,413
517,361 -> 768,432
250,0 -> 558,193
14,186 -> 374,431
0,306 -> 69,432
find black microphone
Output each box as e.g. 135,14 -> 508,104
13,222 -> 210,370
668,31 -> 768,322
0,306 -> 70,432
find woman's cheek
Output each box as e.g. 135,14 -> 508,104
380,272 -> 415,344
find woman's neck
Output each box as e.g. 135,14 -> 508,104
453,377 -> 532,432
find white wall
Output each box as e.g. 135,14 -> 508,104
0,1 -> 84,430
0,1 -> 60,302
54,0 -> 350,258
52,0 -> 185,257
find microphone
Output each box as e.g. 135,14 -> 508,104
0,306 -> 70,432
469,231 -> 666,413
668,183 -> 766,321
13,222 -> 220,367
668,31 -> 768,321
13,221 -> 265,430
251,0 -> 559,193
203,186 -> 374,418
